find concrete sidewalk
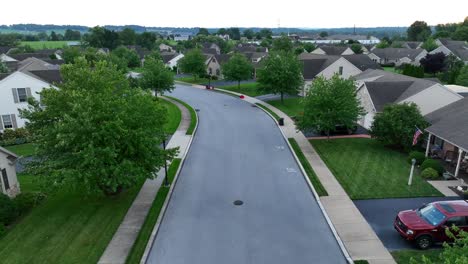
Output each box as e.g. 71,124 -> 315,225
216,88 -> 396,264
98,97 -> 193,264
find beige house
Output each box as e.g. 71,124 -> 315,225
206,54 -> 231,78
355,69 -> 463,129
0,146 -> 20,198
367,48 -> 427,66
159,43 -> 174,52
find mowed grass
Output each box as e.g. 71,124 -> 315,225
255,103 -> 280,121
0,179 -> 143,264
4,143 -> 36,156
383,66 -> 398,73
219,82 -> 264,97
126,158 -> 181,264
391,249 -> 442,264
20,41 -> 70,49
175,76 -> 208,85
161,99 -> 181,134
268,98 -> 303,118
311,138 -> 442,199
164,96 -> 197,135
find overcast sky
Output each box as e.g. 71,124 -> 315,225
2,0 -> 467,28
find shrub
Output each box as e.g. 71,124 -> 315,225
421,159 -> 444,175
0,193 -> 18,225
407,151 -> 426,165
14,192 -> 46,215
0,222 -> 5,237
420,168 -> 439,180
0,128 -> 31,146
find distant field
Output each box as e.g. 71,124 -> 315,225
20,41 -> 70,49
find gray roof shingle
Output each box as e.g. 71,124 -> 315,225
371,48 -> 426,60
343,54 -> 382,71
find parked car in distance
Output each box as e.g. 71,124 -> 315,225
394,200 -> 468,249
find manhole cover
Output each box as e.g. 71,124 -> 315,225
233,200 -> 244,206
195,109 -> 200,112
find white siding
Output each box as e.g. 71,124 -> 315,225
357,85 -> 376,129
0,151 -> 20,197
317,57 -> 362,79
400,84 -> 462,115
0,72 -> 52,131
167,54 -> 184,69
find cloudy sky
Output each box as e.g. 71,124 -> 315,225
2,0 -> 467,28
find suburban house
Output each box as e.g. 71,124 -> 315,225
173,34 -> 191,41
201,47 -> 220,55
161,52 -> 184,70
402,41 -> 423,49
431,39 -> 468,64
0,58 -> 62,132
367,48 -> 427,66
206,54 -> 231,78
354,69 -> 462,129
202,43 -> 221,55
424,97 -> 468,178
234,44 -> 268,53
127,45 -> 151,65
300,34 -> 380,45
311,46 -> 355,56
1,49 -> 63,62
445,84 -> 468,97
0,146 -> 20,198
159,43 -> 174,52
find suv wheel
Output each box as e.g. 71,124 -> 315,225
416,235 -> 433,249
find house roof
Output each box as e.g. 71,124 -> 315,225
202,48 -> 218,55
317,46 -> 351,55
0,146 -> 19,159
403,42 -> 422,49
425,97 -> 468,151
127,45 -> 151,59
0,73 -> 11,81
441,40 -> 468,61
210,54 -> 231,65
343,54 -> 382,71
29,70 -> 62,84
18,57 -> 61,72
8,52 -> 53,61
0,46 -> 14,54
356,69 -> 441,111
371,48 -> 425,60
299,54 -> 341,80
160,52 -> 179,64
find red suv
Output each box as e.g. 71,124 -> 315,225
394,200 -> 468,249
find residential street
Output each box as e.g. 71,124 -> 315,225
146,84 -> 347,264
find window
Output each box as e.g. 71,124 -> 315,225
209,68 -> 213,75
17,88 -> 28,102
445,216 -> 467,227
1,169 -> 9,191
216,69 -> 220,76
1,115 -> 12,129
339,66 -> 343,75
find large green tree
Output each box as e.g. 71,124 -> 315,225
20,58 -> 175,195
421,38 -> 438,52
272,35 -> 293,52
178,49 -> 206,79
62,46 -> 82,64
111,46 -> 141,68
370,103 -> 428,150
299,75 -> 364,138
222,53 -> 252,90
119,28 -> 137,45
456,65 -> 468,86
407,21 -> 432,41
257,51 -> 303,103
140,57 -> 175,95
0,61 -> 8,73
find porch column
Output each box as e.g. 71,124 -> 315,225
425,133 -> 432,157
455,149 -> 464,178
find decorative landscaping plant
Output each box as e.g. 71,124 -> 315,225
420,168 -> 439,180
407,151 -> 426,165
421,159 -> 444,175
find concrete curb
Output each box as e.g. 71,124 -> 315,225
140,99 -> 199,264
212,87 -> 353,264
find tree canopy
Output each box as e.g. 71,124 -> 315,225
140,57 -> 175,95
257,51 -> 303,102
421,38 -> 438,52
407,21 -> 432,41
221,53 -> 253,90
456,65 -> 468,86
272,35 -> 293,52
299,75 -> 364,137
370,103 -> 428,150
20,58 -> 175,195
178,49 -> 207,79
420,52 -> 446,75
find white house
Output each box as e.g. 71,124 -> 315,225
367,48 -> 427,66
0,146 -> 20,197
355,69 -> 463,129
161,52 -> 184,70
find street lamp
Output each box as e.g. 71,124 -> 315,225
408,158 -> 416,186
163,138 -> 169,187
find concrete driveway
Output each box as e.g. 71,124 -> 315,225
354,196 -> 459,251
146,84 -> 347,264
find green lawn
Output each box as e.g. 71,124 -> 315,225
175,76 -> 208,85
268,98 -> 303,118
383,66 -> 398,73
311,138 -> 442,199
255,103 -> 281,121
20,41 -> 70,49
4,143 -> 36,157
288,138 -> 327,196
219,82 -> 265,97
164,96 -> 197,135
126,158 -> 181,264
0,178 -> 143,264
161,99 -> 181,134
392,249 -> 442,264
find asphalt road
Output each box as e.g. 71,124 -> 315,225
354,196 -> 459,251
146,84 -> 347,264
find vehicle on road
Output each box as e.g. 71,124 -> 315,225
394,200 -> 468,249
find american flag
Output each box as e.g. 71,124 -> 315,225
412,127 -> 423,146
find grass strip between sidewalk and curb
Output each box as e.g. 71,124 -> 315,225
164,96 -> 197,135
255,103 -> 281,121
288,138 -> 328,196
125,158 -> 182,264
